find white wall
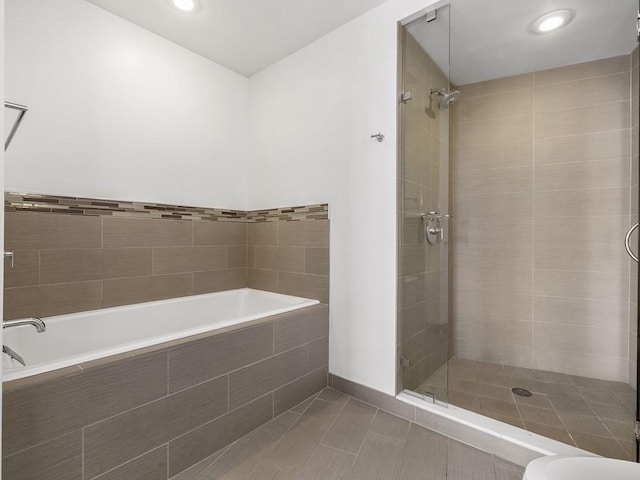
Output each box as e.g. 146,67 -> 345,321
5,0 -> 249,209
249,0 -> 439,394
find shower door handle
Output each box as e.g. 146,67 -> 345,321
625,223 -> 639,263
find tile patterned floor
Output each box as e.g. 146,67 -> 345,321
173,387 -> 525,480
417,357 -> 637,461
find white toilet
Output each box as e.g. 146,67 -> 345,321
523,456 -> 640,480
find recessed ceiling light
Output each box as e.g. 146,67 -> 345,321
169,0 -> 201,13
531,9 -> 575,34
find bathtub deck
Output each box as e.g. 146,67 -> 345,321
172,388 -> 525,480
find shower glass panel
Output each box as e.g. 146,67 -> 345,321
398,4 -> 451,403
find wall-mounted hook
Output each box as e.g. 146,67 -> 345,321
370,133 -> 384,142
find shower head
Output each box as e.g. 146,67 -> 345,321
430,88 -> 460,110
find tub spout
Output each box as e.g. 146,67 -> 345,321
3,317 -> 46,333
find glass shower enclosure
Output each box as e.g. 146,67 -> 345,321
397,4 -> 452,404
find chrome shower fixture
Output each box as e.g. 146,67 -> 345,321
430,88 -> 460,110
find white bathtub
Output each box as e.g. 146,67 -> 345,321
3,288 -> 319,382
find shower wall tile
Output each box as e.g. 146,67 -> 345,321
534,187 -> 630,218
452,55 -> 634,381
454,114 -> 533,147
456,73 -> 532,99
453,192 -> 532,220
534,158 -> 631,191
535,72 -> 630,113
534,101 -> 630,139
453,166 -> 532,195
533,296 -> 629,329
454,89 -> 533,124
534,130 -> 630,165
534,55 -> 630,86
453,139 -> 533,171
534,270 -> 629,302
533,323 -> 629,358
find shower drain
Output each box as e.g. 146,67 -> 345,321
511,387 -> 533,397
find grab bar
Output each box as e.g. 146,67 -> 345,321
625,223 -> 639,263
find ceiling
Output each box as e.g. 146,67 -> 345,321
407,0 -> 638,86
85,0 -> 388,77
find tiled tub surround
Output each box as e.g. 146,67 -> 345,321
2,303 -> 329,480
247,219 -> 330,304
452,54 -> 635,382
3,289 -> 318,381
4,192 -> 329,319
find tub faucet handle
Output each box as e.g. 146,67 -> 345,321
4,250 -> 14,268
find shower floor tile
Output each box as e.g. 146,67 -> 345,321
417,357 -> 637,461
171,387 -> 524,480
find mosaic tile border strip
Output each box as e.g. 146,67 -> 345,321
246,204 -> 328,223
5,192 -> 328,223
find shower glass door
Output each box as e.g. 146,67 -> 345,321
398,4 -> 451,403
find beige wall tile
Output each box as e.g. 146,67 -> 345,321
534,158 -> 630,191
247,222 -> 278,246
452,292 -> 532,324
534,101 -> 630,139
454,89 -> 532,125
533,348 -> 628,382
534,130 -> 630,165
305,248 -> 329,276
454,114 -> 533,147
533,323 -> 628,358
453,139 -> 533,171
533,270 -> 629,302
228,245 -> 247,268
278,220 -> 329,247
535,73 -> 630,113
534,187 -> 629,217
193,269 -> 246,294
534,296 -> 629,328
103,274 -> 193,308
453,166 -> 532,195
535,56 -> 630,86
103,217 -> 192,248
6,213 -> 101,249
254,246 -> 305,273
278,272 -> 329,303
4,281 -> 102,319
458,73 -> 533,98
454,265 -> 532,295
193,221 -> 246,246
4,249 -> 39,288
247,268 -> 279,292
153,246 -> 226,275
41,248 -> 152,284
453,192 -> 532,220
